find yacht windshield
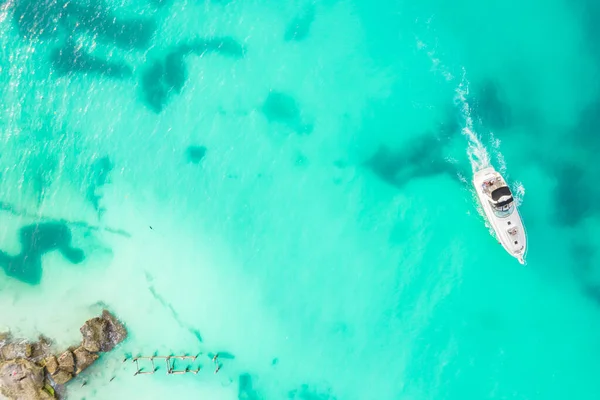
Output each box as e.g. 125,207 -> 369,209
490,185 -> 514,209
491,186 -> 512,201
491,200 -> 515,218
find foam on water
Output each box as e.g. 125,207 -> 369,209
454,69 -> 491,174
489,131 -> 507,175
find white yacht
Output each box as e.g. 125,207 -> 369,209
473,167 -> 527,264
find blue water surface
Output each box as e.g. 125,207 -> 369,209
1,0 -> 600,399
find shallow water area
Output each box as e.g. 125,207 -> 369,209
1,0 -> 600,399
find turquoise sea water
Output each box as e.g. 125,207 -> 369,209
1,0 -> 600,398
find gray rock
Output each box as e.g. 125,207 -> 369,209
80,317 -> 107,353
80,310 -> 127,353
0,358 -> 51,399
50,369 -> 72,385
73,346 -> 98,374
56,351 -> 74,374
29,339 -> 52,363
0,332 -> 11,344
101,310 -> 127,349
44,356 -> 58,375
1,342 -> 33,360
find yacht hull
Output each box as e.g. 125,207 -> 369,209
473,167 -> 527,264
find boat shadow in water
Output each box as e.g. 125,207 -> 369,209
469,79 -> 512,132
552,164 -> 593,226
0,222 -> 85,285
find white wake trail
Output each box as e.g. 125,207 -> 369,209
453,69 -> 491,174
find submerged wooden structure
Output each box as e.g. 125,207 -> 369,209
127,353 -> 223,376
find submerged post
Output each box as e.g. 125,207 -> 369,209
132,357 -> 157,375
131,354 -> 202,375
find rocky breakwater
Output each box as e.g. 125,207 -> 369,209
0,310 -> 127,399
